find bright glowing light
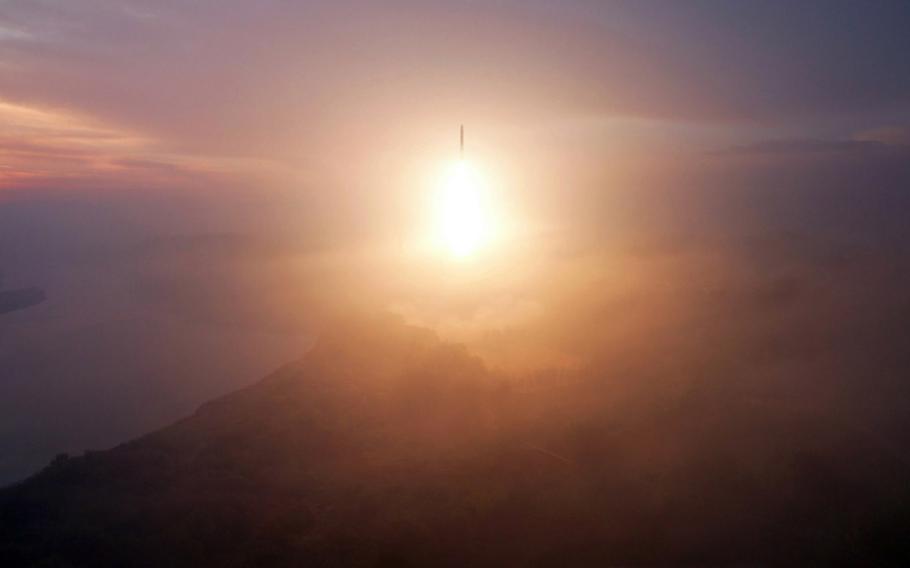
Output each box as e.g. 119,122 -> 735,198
434,160 -> 493,258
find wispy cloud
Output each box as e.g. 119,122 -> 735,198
0,98 -> 287,192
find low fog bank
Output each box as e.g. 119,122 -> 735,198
2,175 -> 910,495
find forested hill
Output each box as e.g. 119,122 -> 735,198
2,317 -> 908,566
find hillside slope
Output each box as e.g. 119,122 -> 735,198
2,316 -> 909,566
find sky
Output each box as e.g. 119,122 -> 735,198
2,0 -> 910,483
1,0 -> 908,200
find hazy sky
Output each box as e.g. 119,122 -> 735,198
1,0 -> 909,203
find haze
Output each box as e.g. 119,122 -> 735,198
2,2 -> 910,564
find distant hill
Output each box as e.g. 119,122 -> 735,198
2,316 -> 909,566
0,287 -> 45,315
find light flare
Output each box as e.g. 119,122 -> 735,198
434,160 -> 494,259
